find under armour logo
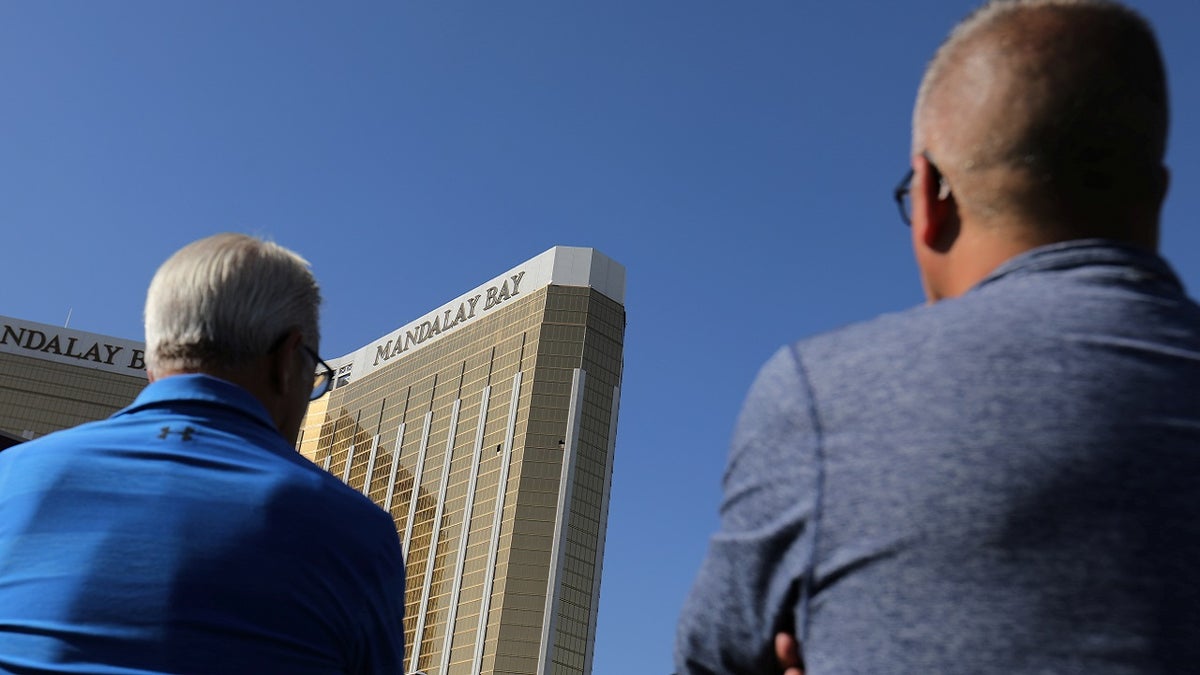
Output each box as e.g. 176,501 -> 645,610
158,426 -> 196,441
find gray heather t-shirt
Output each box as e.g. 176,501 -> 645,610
676,241 -> 1200,674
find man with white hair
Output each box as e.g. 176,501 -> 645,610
677,0 -> 1200,673
0,233 -> 406,673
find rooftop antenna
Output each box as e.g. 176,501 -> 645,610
64,307 -> 73,328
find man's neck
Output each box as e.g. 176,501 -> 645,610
149,361 -> 292,442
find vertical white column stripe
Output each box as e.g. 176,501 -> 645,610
439,385 -> 491,674
582,385 -> 620,675
321,455 -> 331,472
402,413 -> 434,556
341,443 -> 355,483
537,368 -> 587,675
383,422 -> 406,513
409,398 -> 461,674
362,435 -> 380,498
472,372 -> 522,674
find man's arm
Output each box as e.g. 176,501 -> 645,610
674,345 -> 822,674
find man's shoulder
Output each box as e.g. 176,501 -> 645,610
789,272 -> 1088,363
776,288 -> 1053,394
787,303 -> 941,364
2,409 -> 392,537
274,454 -> 391,522
214,429 -> 395,534
0,415 -> 121,463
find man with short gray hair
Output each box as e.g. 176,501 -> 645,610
0,233 -> 406,673
677,1 -> 1200,673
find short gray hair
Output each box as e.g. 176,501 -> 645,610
913,0 -> 1168,229
144,233 -> 321,374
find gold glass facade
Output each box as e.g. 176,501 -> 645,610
299,256 -> 625,675
0,317 -> 147,442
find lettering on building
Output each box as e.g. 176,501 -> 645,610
372,271 -> 526,367
0,322 -> 146,375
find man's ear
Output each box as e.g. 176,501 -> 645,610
269,329 -> 304,395
1154,163 -> 1170,210
912,153 -> 958,252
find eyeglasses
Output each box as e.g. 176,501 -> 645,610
894,167 -> 916,226
302,344 -> 335,401
893,152 -> 949,227
269,332 -> 335,400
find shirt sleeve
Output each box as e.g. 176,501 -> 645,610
674,345 -> 823,674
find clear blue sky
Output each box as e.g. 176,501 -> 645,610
3,2 -> 1198,672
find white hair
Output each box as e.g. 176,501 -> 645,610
144,233 -> 321,374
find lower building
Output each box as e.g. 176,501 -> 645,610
0,315 -> 147,444
299,246 -> 626,675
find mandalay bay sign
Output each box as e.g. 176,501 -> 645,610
0,316 -> 147,377
329,246 -> 625,390
371,271 -> 527,368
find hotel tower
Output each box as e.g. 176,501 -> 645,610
298,246 -> 626,675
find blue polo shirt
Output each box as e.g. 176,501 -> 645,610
0,374 -> 405,674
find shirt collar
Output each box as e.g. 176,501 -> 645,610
117,373 -> 280,434
973,238 -> 1183,293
